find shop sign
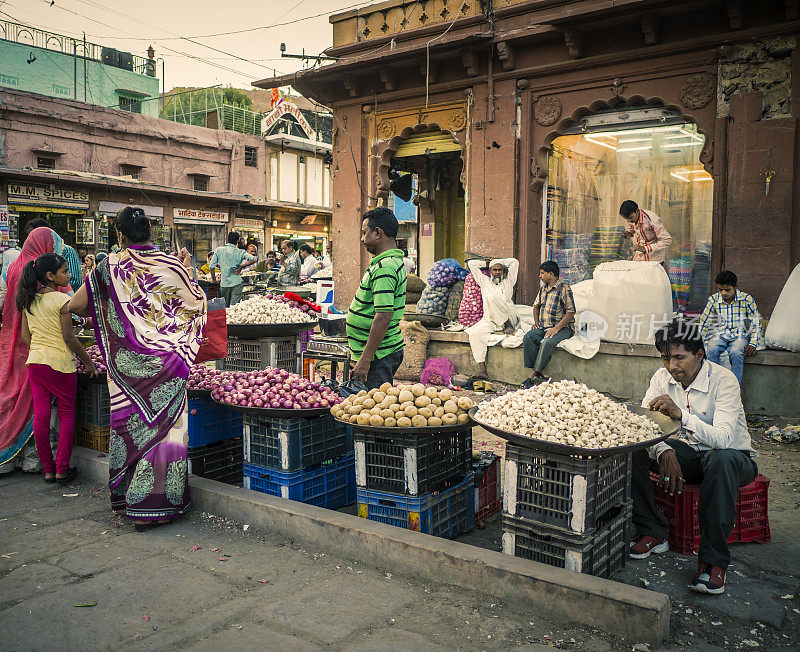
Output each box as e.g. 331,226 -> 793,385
7,181 -> 89,209
235,218 -> 264,229
261,102 -> 316,140
173,207 -> 229,224
99,201 -> 163,219
0,205 -> 9,249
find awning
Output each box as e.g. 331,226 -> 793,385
394,131 -> 461,157
9,205 -> 84,214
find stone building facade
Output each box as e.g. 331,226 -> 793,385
255,0 -> 800,315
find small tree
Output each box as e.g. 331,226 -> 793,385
222,87 -> 253,110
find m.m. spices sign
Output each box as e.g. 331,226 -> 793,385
7,181 -> 89,209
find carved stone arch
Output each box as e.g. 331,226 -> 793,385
530,95 -> 714,191
374,122 -> 468,203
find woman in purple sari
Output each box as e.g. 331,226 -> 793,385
69,207 -> 206,531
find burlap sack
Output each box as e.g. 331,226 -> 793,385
394,320 -> 430,381
406,274 -> 427,294
443,280 -> 464,321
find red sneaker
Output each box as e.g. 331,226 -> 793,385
689,562 -> 726,595
629,535 -> 668,559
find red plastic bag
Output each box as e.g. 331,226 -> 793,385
194,300 -> 227,364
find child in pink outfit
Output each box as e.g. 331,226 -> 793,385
17,253 -> 97,485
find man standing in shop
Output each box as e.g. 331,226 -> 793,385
522,261 -> 575,386
209,230 -> 257,307
619,200 -> 672,263
278,239 -> 301,287
347,206 -> 407,389
298,243 -> 320,278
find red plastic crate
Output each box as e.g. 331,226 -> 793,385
650,473 -> 770,554
474,454 -> 502,525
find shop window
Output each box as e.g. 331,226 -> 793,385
36,157 -> 56,170
120,165 -> 141,180
118,96 -> 142,113
545,121 -> 712,312
194,177 -> 209,192
244,146 -> 258,167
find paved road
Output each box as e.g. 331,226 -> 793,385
0,472 -> 620,651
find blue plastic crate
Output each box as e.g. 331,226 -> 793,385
357,472 -> 475,538
244,414 -> 353,471
243,452 -> 355,509
188,398 -> 243,448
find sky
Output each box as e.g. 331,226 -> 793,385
0,0 -> 372,90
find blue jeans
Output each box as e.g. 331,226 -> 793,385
706,335 -> 747,383
364,349 -> 404,390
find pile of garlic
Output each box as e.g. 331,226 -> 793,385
332,383 -> 474,428
226,295 -> 315,325
474,380 -> 661,449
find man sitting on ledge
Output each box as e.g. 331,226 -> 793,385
631,318 -> 758,595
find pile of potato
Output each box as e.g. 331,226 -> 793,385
332,383 -> 474,428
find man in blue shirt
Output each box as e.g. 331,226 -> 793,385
209,230 -> 257,306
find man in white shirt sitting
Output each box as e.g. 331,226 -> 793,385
631,318 -> 758,595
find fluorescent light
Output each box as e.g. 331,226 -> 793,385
584,136 -> 618,151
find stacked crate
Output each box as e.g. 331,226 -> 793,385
502,444 -> 631,578
242,413 -> 355,508
216,336 -> 300,373
354,426 -> 475,538
473,453 -> 502,526
187,397 -> 244,485
75,378 -> 111,452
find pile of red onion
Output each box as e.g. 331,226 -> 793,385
76,345 -> 107,374
264,292 -> 315,313
210,367 -> 343,410
187,364 -> 224,391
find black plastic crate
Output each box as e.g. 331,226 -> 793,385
216,336 -> 300,373
504,444 -> 631,533
502,502 -> 631,578
354,427 -> 472,496
243,414 -> 353,471
188,437 -> 243,485
76,380 -> 110,427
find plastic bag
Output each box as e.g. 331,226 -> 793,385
765,263 -> 800,352
427,258 -> 469,287
420,357 -> 457,386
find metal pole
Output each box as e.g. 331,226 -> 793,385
83,32 -> 87,102
72,38 -> 77,99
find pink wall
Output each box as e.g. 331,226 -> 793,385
0,88 -> 267,200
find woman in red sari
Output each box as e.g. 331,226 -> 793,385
0,227 -> 69,473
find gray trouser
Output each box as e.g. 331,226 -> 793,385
522,326 -> 573,373
632,439 -> 757,568
364,349 -> 404,390
220,284 -> 243,307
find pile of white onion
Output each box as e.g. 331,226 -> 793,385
474,380 -> 661,449
226,295 -> 315,325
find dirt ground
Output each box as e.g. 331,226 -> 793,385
456,386 -> 800,651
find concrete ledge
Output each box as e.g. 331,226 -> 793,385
71,446 -> 671,645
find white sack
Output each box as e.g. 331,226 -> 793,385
589,261 -> 673,345
765,263 -> 800,352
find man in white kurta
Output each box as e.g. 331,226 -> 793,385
465,258 -> 520,379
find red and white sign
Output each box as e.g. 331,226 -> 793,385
261,102 -> 316,140
173,207 -> 229,224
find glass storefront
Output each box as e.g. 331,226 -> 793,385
174,223 -> 226,262
545,120 -> 713,312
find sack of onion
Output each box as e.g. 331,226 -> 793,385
331,383 -> 474,428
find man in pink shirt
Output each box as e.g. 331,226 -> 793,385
619,200 -> 672,263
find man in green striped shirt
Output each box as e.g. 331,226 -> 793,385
347,206 -> 407,389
